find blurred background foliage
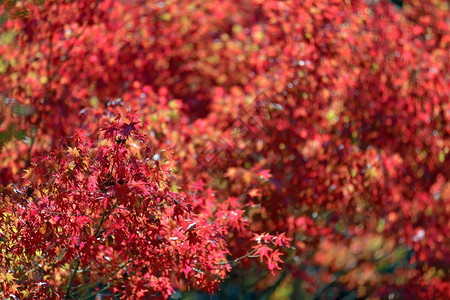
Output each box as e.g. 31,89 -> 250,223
0,0 -> 449,299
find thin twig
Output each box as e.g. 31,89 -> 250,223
63,259 -> 80,300
217,248 -> 259,266
71,260 -> 133,297
63,199 -> 118,299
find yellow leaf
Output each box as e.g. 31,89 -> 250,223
170,183 -> 180,193
67,147 -> 80,157
40,223 -> 47,234
5,273 -> 15,283
23,168 -> 33,179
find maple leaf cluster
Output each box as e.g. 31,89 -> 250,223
1,112 -> 287,298
0,0 -> 449,299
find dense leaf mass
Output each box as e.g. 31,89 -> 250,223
0,0 -> 449,299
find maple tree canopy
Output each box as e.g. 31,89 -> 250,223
0,0 -> 449,299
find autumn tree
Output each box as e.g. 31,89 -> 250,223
0,0 -> 449,299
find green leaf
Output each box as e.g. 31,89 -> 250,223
0,13 -> 7,26
15,129 -> 27,141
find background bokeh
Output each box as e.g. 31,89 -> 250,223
1,0 -> 449,299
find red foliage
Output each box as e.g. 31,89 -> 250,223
0,0 -> 449,299
1,112 -> 288,298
